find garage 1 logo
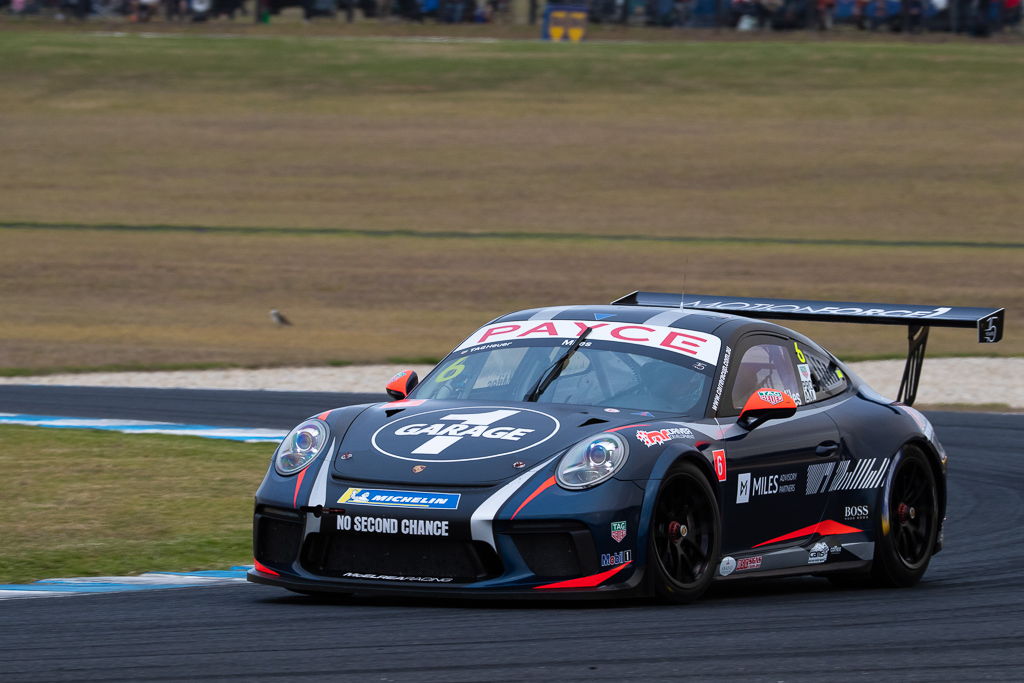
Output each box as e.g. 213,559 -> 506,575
372,406 -> 561,463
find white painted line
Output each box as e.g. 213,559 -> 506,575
0,414 -> 287,443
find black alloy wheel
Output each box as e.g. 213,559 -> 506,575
648,461 -> 720,604
872,447 -> 939,587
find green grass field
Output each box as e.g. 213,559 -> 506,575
0,425 -> 269,584
0,28 -> 1020,371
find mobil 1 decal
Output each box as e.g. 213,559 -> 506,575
371,406 -> 560,463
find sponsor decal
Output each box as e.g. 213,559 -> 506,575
713,449 -> 727,482
336,514 -> 450,537
797,363 -> 812,382
339,452 -> 353,460
693,362 -> 707,371
736,472 -> 798,503
712,346 -> 732,412
736,556 -> 762,571
982,314 -> 1000,343
601,549 -> 633,567
801,380 -> 817,403
372,406 -> 560,462
338,487 -> 460,510
412,465 -> 426,473
611,521 -> 627,543
805,458 -> 891,496
685,299 -> 954,321
456,320 -> 723,366
632,411 -> 654,417
830,545 -> 843,554
844,505 -> 870,521
342,572 -> 453,583
604,408 -> 621,413
635,427 -> 694,447
719,556 -> 737,577
513,460 -> 526,469
808,541 -> 829,565
736,473 -> 751,504
757,389 -> 785,405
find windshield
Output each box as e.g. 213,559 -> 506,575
411,320 -> 721,416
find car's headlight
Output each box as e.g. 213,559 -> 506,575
556,432 -> 629,490
274,419 -> 329,476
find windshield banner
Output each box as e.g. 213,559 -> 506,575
455,320 -> 722,366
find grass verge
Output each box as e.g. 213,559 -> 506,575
0,425 -> 270,584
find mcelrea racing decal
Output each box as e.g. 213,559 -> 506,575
338,487 -> 460,510
343,572 -> 453,583
455,320 -> 722,366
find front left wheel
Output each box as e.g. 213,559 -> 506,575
647,461 -> 721,604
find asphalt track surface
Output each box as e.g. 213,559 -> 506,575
1,387 -> 1022,682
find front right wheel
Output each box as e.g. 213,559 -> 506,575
647,461 -> 720,604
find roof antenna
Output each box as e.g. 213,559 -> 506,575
679,259 -> 688,311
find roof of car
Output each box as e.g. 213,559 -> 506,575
491,304 -> 792,340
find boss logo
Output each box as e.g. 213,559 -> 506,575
844,505 -> 869,520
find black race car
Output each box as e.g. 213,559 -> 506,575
249,292 -> 1004,602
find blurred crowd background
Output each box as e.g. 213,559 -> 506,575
2,0 -> 1019,36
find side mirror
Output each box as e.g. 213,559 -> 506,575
386,370 -> 419,400
738,387 -> 797,431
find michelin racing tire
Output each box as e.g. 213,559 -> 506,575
647,461 -> 720,604
870,446 -> 939,588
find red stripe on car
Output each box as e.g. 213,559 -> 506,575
753,520 -> 863,548
510,475 -> 556,520
253,559 -> 280,576
292,466 -> 307,508
533,562 -> 632,590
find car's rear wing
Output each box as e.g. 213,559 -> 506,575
612,291 -> 1005,405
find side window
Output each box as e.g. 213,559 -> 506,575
794,340 -> 849,403
728,342 -> 802,413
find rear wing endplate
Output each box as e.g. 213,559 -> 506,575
612,291 -> 1005,405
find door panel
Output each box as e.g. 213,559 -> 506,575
718,410 -> 841,556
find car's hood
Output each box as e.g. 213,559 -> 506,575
329,399 -> 655,487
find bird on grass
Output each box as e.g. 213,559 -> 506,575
269,309 -> 292,326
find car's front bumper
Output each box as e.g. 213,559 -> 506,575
251,474 -> 648,598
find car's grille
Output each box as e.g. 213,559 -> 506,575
511,532 -> 584,578
254,513 -> 304,566
302,533 -> 502,583
497,520 -> 599,579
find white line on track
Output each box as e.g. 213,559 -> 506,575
0,413 -> 287,443
0,567 -> 253,600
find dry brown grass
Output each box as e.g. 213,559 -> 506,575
0,31 -> 1019,371
0,227 -> 1019,370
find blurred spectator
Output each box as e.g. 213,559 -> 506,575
903,0 -> 923,31
165,0 -> 187,18
852,0 -> 869,26
816,0 -> 834,27
397,0 -> 422,19
672,0 -> 693,25
1003,0 -> 1021,28
646,0 -> 674,25
868,0 -> 888,28
731,0 -> 758,27
129,0 -> 159,20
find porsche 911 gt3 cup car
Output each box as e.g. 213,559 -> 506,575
248,292 -> 1004,602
